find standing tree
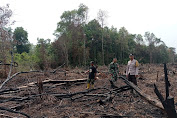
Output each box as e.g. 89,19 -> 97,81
51,37 -> 65,68
97,9 -> 108,65
168,47 -> 176,64
13,27 -> 30,53
77,3 -> 88,67
35,38 -> 51,70
84,19 -> 102,64
144,32 -> 161,63
117,27 -> 129,62
135,34 -> 144,45
54,4 -> 89,67
108,26 -> 119,61
54,10 -> 76,66
0,4 -> 14,77
154,44 -> 169,63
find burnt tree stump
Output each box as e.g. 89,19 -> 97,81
154,63 -> 177,118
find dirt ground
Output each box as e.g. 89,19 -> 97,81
0,64 -> 177,118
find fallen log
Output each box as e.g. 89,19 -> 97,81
11,105 -> 25,111
119,76 -> 164,110
0,71 -> 42,89
0,79 -> 87,95
99,113 -> 131,118
54,87 -> 105,99
84,94 -> 107,97
0,93 -> 49,103
0,114 -> 14,118
97,85 -> 132,105
50,63 -> 65,74
0,96 -> 30,103
0,63 -> 65,89
80,112 -> 131,118
0,62 -> 18,67
0,106 -> 30,118
43,78 -> 88,84
71,85 -> 130,102
48,83 -> 68,89
0,95 -> 20,100
18,78 -> 87,89
0,88 -> 19,95
72,93 -> 108,102
111,85 -> 132,93
97,94 -> 113,105
0,88 -> 107,103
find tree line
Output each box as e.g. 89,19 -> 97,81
0,4 -> 177,72
51,4 -> 176,67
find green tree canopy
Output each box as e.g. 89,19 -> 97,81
13,27 -> 30,53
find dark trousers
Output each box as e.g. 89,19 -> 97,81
128,74 -> 137,85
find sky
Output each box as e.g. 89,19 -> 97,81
0,0 -> 177,50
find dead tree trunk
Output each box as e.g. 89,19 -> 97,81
37,76 -> 43,99
154,63 -> 177,118
119,76 -> 164,109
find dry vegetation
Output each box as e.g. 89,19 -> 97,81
0,64 -> 177,118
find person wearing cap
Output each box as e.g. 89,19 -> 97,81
109,58 -> 119,82
87,61 -> 97,89
126,54 -> 139,85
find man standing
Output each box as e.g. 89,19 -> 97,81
109,58 -> 119,82
87,61 -> 97,89
126,54 -> 139,85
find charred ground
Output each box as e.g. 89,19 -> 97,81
0,64 -> 176,118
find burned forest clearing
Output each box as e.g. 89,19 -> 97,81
0,64 -> 176,118
1,2 -> 177,118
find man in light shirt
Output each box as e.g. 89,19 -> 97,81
126,54 -> 139,85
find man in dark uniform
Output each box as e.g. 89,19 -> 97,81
87,61 -> 97,89
109,58 -> 119,82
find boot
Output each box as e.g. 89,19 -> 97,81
87,83 -> 90,89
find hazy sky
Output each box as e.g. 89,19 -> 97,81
1,0 -> 177,50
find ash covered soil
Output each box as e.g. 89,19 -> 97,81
0,64 -> 177,118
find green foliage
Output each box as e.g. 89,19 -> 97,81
13,27 -> 30,53
14,52 -> 37,71
34,38 -> 52,70
53,4 -> 90,67
144,32 -> 164,63
52,4 -> 176,66
155,44 -> 169,63
84,19 -> 102,64
13,4 -> 177,69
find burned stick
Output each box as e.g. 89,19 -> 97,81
0,106 -> 30,118
156,71 -> 159,81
